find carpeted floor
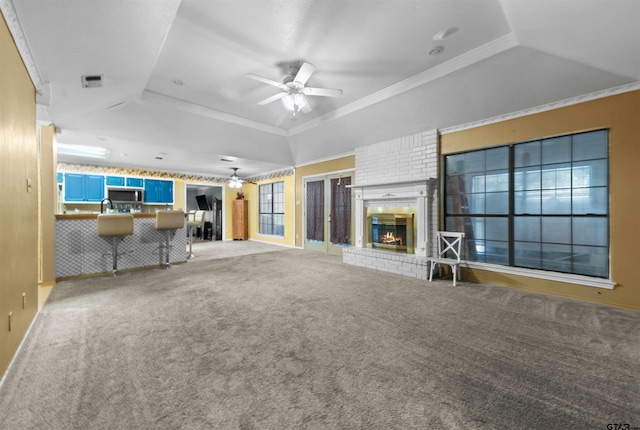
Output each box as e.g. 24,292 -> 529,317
1,243 -> 639,429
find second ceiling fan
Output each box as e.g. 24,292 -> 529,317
246,62 -> 342,114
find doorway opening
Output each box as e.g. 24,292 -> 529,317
185,184 -> 224,241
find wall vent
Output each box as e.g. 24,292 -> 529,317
81,75 -> 103,88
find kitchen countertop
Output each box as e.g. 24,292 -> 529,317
55,213 -> 184,220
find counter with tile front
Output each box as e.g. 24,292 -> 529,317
55,213 -> 187,279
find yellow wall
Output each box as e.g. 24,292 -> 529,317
173,178 -> 185,212
441,90 -> 640,310
0,12 -> 38,377
244,174 -> 295,246
294,155 -> 355,248
39,125 -> 57,286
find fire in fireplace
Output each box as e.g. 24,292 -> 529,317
367,210 -> 415,254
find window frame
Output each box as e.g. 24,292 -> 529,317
443,129 -> 610,281
258,181 -> 285,237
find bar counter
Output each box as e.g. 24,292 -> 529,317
55,212 -> 187,279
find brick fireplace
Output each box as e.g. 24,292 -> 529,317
343,130 -> 439,280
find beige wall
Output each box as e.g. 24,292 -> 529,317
173,178 -> 185,212
1,12 -> 38,377
294,155 -> 355,248
244,174 -> 295,246
441,90 -> 640,310
39,125 -> 57,286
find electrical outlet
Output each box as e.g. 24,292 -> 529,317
27,178 -> 32,192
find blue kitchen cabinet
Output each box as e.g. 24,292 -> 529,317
126,177 -> 144,188
144,179 -> 159,202
64,173 -> 86,201
106,176 -> 125,186
144,179 -> 173,203
159,180 -> 173,203
57,172 -> 63,183
64,173 -> 105,202
85,175 -> 105,201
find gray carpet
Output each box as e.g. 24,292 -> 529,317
1,246 -> 639,429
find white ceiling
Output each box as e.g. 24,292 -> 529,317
4,0 -> 639,179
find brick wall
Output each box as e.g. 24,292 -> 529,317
354,129 -> 438,185
344,129 -> 440,281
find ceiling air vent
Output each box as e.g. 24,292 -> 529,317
81,75 -> 103,88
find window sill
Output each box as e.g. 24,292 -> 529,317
257,233 -> 284,239
460,261 -> 615,290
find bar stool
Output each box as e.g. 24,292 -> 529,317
96,214 -> 134,275
155,210 -> 185,267
186,210 -> 206,259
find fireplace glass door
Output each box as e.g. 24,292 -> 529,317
304,173 -> 353,255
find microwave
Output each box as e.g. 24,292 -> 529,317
108,188 -> 144,203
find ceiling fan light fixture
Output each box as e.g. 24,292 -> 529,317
281,93 -> 307,112
228,179 -> 243,189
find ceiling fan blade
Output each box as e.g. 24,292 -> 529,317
258,92 -> 288,105
293,62 -> 316,86
246,73 -> 288,90
302,87 -> 343,97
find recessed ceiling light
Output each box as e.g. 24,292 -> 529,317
171,78 -> 185,86
429,46 -> 444,56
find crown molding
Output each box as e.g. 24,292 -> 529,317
289,32 -> 519,136
440,81 -> 640,135
0,0 -> 43,87
141,90 -> 288,137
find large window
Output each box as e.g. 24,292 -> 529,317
259,181 -> 284,236
444,129 -> 608,278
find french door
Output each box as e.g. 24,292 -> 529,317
303,172 -> 353,255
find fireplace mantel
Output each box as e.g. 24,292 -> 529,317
350,178 -> 435,257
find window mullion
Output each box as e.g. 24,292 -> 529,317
508,145 -> 515,267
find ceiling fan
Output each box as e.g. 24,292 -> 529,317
227,168 -> 254,189
246,62 -> 342,114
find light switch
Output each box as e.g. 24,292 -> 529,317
27,179 -> 33,192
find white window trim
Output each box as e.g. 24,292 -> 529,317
460,260 -> 615,289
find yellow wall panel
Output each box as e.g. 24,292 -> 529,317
441,90 -> 640,310
245,175 -> 295,246
39,125 -> 57,286
1,12 -> 38,377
